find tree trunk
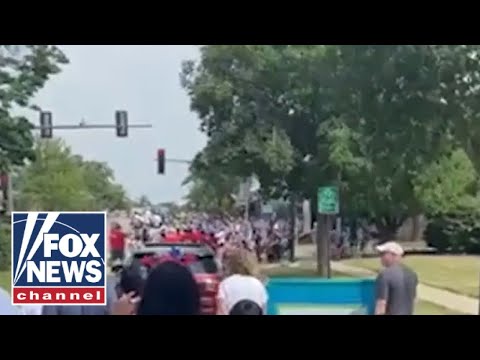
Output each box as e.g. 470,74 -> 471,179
376,216 -> 405,243
408,215 -> 425,242
302,199 -> 311,234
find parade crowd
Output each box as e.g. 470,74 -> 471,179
2,209 -> 273,315
0,208 -> 418,316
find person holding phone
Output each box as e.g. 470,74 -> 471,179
112,260 -> 200,315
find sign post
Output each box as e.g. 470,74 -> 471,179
316,186 -> 339,277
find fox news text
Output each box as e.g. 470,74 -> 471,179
11,212 -> 107,305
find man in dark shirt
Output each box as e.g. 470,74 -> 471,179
375,241 -> 418,315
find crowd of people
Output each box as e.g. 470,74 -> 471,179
106,209 -> 273,315
124,209 -> 292,264
0,209 -> 270,316
111,245 -> 267,315
0,208 -> 418,316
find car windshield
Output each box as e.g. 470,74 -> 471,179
132,246 -> 218,274
188,256 -> 218,274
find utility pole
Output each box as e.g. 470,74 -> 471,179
316,214 -> 332,277
36,110 -> 153,139
9,110 -> 154,213
153,156 -> 192,172
316,186 -> 339,278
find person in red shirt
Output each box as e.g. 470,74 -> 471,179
109,222 -> 126,263
191,229 -> 203,244
165,230 -> 182,243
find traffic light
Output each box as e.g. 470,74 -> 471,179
39,111 -> 53,138
157,149 -> 165,174
115,110 -> 128,137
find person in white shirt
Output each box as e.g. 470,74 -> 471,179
151,214 -> 162,228
217,248 -> 268,315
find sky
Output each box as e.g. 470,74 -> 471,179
29,45 -> 205,203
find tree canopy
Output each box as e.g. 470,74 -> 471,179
181,45 -> 480,229
15,138 -> 130,211
0,45 -> 68,172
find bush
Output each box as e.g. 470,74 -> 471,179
0,222 -> 10,271
425,213 -> 480,254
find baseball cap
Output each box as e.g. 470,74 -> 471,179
376,241 -> 404,256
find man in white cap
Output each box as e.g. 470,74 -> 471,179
374,241 -> 418,315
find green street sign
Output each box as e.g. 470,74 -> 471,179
317,186 -> 339,215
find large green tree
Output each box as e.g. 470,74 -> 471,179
182,45 -> 480,239
182,45 -> 480,242
16,138 -> 93,211
183,151 -> 241,213
181,46 -> 333,201
15,138 -> 130,211
325,45 -> 480,214
414,149 -> 480,215
79,159 -> 130,210
181,46 -> 401,218
0,45 -> 68,171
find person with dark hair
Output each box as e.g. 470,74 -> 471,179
138,261 -> 200,315
112,261 -> 201,315
229,300 -> 263,315
118,265 -> 146,298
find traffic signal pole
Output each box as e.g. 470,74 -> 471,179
37,110 -> 153,138
34,124 -> 153,130
164,159 -> 192,164
0,110 -> 154,214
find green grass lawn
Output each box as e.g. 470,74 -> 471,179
2,260 -> 467,315
342,255 -> 480,298
262,264 -> 466,315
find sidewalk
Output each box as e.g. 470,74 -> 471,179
295,244 -> 479,315
331,262 -> 479,315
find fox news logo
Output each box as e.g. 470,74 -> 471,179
11,212 -> 107,306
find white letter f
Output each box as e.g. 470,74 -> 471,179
43,234 -> 59,257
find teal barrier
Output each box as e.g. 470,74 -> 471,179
266,277 -> 376,315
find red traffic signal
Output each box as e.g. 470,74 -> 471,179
157,149 -> 165,174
